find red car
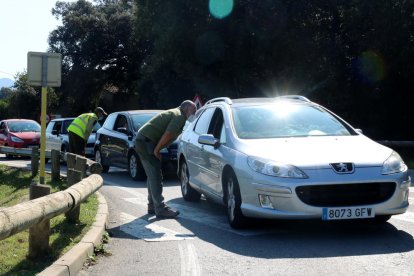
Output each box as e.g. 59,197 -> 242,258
0,119 -> 41,158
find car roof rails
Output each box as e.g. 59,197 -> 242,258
205,97 -> 233,105
275,95 -> 311,102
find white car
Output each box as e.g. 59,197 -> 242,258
46,117 -> 100,158
177,96 -> 410,228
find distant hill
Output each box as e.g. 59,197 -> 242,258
0,78 -> 14,88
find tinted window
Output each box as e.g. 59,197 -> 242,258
114,115 -> 128,131
53,121 -> 62,133
62,120 -> 73,134
194,108 -> 216,134
232,103 -> 352,139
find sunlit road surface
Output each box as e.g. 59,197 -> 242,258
1,155 -> 413,276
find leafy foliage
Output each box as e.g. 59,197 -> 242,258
46,0 -> 414,139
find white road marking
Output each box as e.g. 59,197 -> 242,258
119,212 -> 194,242
392,211 -> 414,223
122,197 -> 273,236
178,242 -> 201,276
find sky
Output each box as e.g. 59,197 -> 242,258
0,0 -> 80,80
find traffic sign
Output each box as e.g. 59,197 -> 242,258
27,52 -> 62,87
193,94 -> 204,109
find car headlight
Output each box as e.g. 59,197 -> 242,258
247,156 -> 308,178
10,136 -> 24,143
381,151 -> 407,175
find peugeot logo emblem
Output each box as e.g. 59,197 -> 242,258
330,162 -> 354,174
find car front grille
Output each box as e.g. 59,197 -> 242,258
295,182 -> 396,207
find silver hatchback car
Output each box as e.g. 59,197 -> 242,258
177,96 -> 410,228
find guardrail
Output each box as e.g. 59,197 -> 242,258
0,146 -> 103,259
0,146 -> 102,177
0,174 -> 103,240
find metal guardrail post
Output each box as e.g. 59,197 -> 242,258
28,182 -> 51,259
31,147 -> 39,177
51,149 -> 60,181
65,169 -> 82,223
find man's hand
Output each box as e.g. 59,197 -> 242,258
154,131 -> 174,160
153,149 -> 161,160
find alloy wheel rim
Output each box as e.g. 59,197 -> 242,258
227,178 -> 235,221
130,155 -> 137,177
181,163 -> 188,195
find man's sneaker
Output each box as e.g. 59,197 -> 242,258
148,203 -> 155,214
156,206 -> 180,219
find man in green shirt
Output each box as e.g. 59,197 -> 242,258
135,100 -> 196,219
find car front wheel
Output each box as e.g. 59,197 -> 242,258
129,151 -> 145,181
180,160 -> 201,201
225,171 -> 248,229
95,149 -> 109,173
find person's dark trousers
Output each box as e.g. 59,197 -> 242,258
68,131 -> 86,156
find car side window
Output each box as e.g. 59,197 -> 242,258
208,108 -> 224,140
62,120 -> 73,134
53,121 -> 62,134
114,115 -> 128,132
194,108 -> 216,135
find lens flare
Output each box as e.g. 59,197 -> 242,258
209,0 -> 233,19
353,51 -> 386,84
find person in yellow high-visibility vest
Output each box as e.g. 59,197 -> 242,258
67,107 -> 107,156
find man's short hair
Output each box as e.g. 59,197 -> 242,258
180,100 -> 196,113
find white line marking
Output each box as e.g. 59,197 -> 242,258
392,211 -> 414,224
122,197 -> 273,236
179,242 -> 201,276
119,212 -> 194,242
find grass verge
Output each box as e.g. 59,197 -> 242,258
0,165 -> 99,275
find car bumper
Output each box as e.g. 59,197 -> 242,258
238,167 -> 410,220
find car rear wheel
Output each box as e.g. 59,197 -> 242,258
95,149 -> 109,173
129,151 -> 145,181
180,160 -> 201,201
225,171 -> 248,229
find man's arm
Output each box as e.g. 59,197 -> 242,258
153,131 -> 175,160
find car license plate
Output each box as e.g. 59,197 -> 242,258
322,206 -> 375,220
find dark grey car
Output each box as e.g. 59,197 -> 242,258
94,110 -> 179,180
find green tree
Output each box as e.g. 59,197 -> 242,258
49,0 -> 141,115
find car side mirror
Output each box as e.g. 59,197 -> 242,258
198,134 -> 220,149
52,129 -> 59,135
355,128 -> 363,134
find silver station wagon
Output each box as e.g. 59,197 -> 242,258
177,96 -> 410,228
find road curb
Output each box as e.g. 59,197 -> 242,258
38,191 -> 108,276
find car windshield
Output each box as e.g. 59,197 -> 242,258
131,113 -> 157,132
232,103 -> 352,139
8,121 -> 40,133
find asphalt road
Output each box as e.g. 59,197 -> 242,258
1,156 -> 413,276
